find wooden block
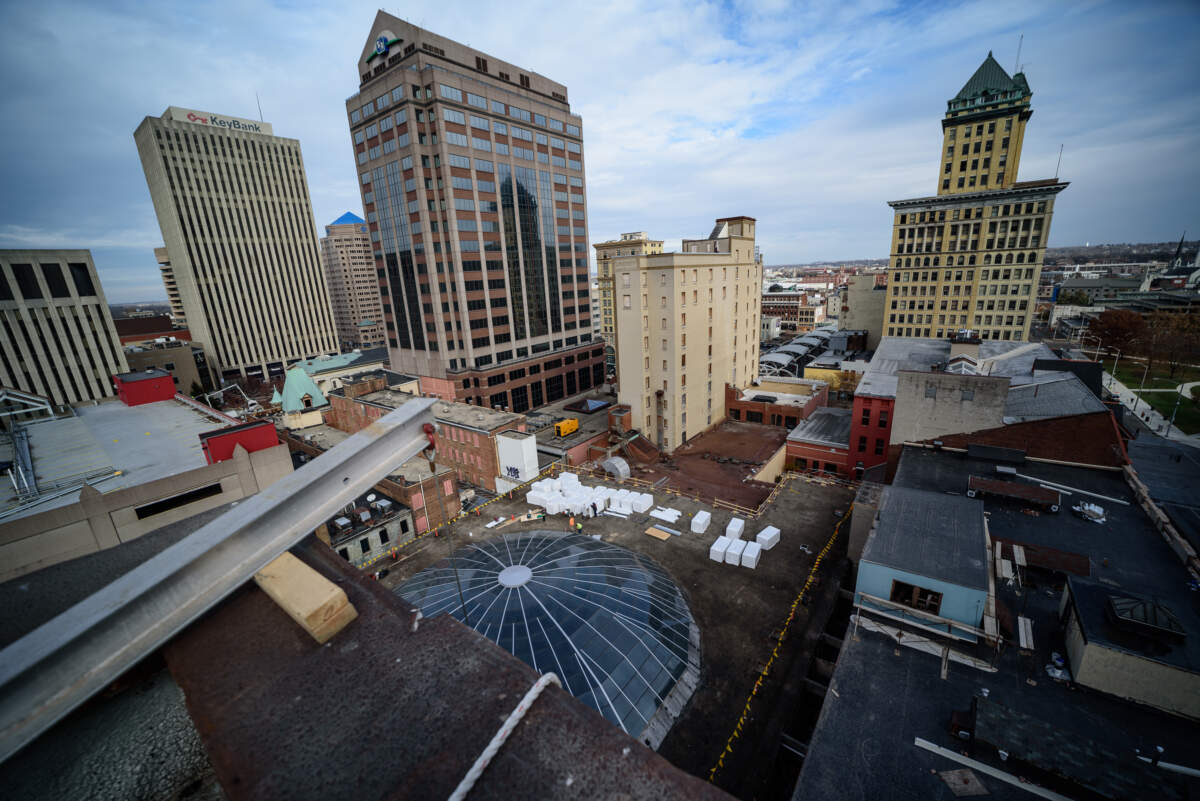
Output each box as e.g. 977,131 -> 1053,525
644,527 -> 672,541
254,552 -> 358,644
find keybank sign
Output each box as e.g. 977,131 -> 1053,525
166,107 -> 274,136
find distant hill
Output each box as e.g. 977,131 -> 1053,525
1043,241 -> 1197,266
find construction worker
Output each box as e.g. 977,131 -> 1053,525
569,515 -> 575,530
576,522 -> 583,534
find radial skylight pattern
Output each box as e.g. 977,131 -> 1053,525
396,532 -> 698,741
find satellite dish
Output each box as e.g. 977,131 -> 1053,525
367,493 -> 377,502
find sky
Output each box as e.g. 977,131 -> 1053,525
0,0 -> 1197,302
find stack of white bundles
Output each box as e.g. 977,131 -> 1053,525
709,536 -> 731,562
726,517 -> 745,540
691,510 -> 712,534
525,490 -> 547,508
632,493 -> 654,513
756,526 -> 781,550
725,539 -> 747,566
649,507 -> 682,524
741,541 -> 762,569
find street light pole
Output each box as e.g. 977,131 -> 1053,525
1109,349 -> 1121,388
1132,362 -> 1150,414
1167,391 -> 1183,440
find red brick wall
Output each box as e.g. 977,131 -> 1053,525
419,375 -> 457,401
724,384 -> 824,428
849,395 -> 894,473
785,440 -> 849,474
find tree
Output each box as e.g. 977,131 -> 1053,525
1057,289 -> 1091,306
1157,313 -> 1200,380
188,381 -> 204,399
1088,310 -> 1144,353
768,283 -> 784,293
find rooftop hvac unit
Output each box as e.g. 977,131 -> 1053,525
996,465 -> 1017,475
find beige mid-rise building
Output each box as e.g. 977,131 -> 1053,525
594,232 -> 663,382
613,217 -> 760,452
0,250 -> 128,406
884,52 -> 1067,342
135,107 -> 338,383
154,246 -> 186,325
320,212 -> 386,349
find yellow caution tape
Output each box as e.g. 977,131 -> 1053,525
707,504 -> 854,784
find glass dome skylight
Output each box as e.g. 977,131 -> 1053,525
396,532 -> 699,745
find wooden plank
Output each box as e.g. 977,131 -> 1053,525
1018,616 -> 1034,650
1012,544 -> 1027,567
984,615 -> 998,638
1000,559 -> 1014,580
644,527 -> 672,541
254,552 -> 358,644
994,541 -> 1004,564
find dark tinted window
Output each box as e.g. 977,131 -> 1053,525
0,270 -> 12,301
11,263 -> 41,299
41,263 -> 71,298
68,262 -> 96,296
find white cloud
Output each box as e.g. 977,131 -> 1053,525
0,0 -> 1196,302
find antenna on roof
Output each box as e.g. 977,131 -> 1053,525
1014,33 -> 1023,73
255,92 -> 264,122
1055,144 -> 1064,180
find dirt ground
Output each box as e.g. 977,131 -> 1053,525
378,471 -> 856,785
631,421 -> 789,509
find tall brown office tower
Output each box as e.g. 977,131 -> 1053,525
884,53 -> 1068,342
320,213 -> 386,349
346,13 -> 603,411
135,108 -> 338,382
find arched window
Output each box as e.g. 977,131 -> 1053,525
957,256 -> 965,266
302,394 -> 313,409
923,257 -> 930,267
1016,253 -> 1025,263
1028,252 -> 1037,263
984,254 -> 992,265
1004,253 -> 1013,264
933,257 -> 940,266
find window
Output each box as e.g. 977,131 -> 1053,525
874,439 -> 884,456
439,84 -> 463,102
890,580 -> 942,614
467,92 -> 487,109
878,410 -> 888,427
858,436 -> 867,453
925,384 -> 937,399
443,108 -> 466,124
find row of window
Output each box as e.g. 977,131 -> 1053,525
350,83 -> 581,139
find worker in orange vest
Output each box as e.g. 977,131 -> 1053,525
569,515 -> 575,529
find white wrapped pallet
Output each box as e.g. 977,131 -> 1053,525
725,539 -> 747,566
741,541 -> 762,569
691,510 -> 712,534
632,493 -> 654,513
726,517 -> 745,539
756,526 -> 781,550
709,536 -> 731,562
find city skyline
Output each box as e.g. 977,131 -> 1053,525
1,0 -> 1197,302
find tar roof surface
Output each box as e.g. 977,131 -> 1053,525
356,389 -> 525,432
291,423 -> 453,482
1002,372 -> 1106,421
1128,436 -> 1200,552
861,485 -> 988,590
894,445 -> 1200,676
794,625 -> 1198,801
787,407 -> 852,449
529,391 -> 615,452
1,398 -> 229,519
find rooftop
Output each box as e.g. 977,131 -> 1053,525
786,407 -> 852,449
1002,372 -> 1107,422
0,398 -> 233,521
862,485 -> 988,591
289,423 -> 453,484
327,211 -> 365,226
797,446 -> 1200,801
525,391 -> 616,454
356,389 -> 524,433
1127,437 -> 1200,552
856,337 -> 1060,399
291,347 -> 388,376
114,367 -> 171,383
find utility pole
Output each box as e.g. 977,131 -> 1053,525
1167,391 -> 1183,440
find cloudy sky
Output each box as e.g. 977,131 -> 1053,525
1,0 -> 1197,302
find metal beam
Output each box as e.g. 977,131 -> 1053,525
0,399 -> 438,764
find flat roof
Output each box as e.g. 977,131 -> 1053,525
1002,372 -> 1106,422
0,398 -> 232,521
292,347 -> 388,376
786,408 -> 852,449
528,391 -> 615,453
856,337 -> 1060,399
114,368 -> 171,382
861,485 -> 988,590
1127,437 -> 1200,552
355,389 -> 524,433
290,423 -> 453,484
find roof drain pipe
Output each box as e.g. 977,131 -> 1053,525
448,672 -> 562,801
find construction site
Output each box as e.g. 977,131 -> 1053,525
378,464 -> 858,796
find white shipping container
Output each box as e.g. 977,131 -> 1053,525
726,517 -> 745,539
691,510 -> 711,534
741,541 -> 762,569
725,539 -> 747,566
755,526 -> 781,550
709,536 -> 731,562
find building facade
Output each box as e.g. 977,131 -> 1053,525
134,107 -> 338,382
840,273 -> 888,350
613,217 -> 760,452
760,291 -> 824,332
345,13 -> 602,412
0,249 -> 128,406
320,212 -> 386,349
155,246 -> 186,324
884,53 -> 1067,342
124,338 -> 207,394
595,232 -> 664,381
